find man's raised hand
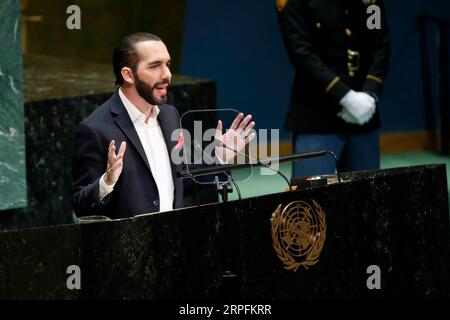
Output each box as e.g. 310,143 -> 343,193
104,140 -> 126,186
215,112 -> 256,163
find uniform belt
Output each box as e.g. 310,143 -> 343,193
347,49 -> 360,75
319,51 -> 365,77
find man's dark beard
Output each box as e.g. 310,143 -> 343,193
134,72 -> 168,106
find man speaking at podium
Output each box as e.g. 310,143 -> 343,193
72,33 -> 255,219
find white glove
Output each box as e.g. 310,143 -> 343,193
337,108 -> 359,124
338,90 -> 376,125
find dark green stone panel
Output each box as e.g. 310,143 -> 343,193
0,0 -> 27,210
0,165 -> 449,299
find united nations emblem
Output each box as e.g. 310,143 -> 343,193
271,200 -> 326,271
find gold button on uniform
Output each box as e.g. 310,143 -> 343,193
316,22 -> 321,29
348,71 -> 355,77
345,28 -> 352,36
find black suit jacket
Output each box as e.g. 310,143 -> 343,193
72,91 -> 184,219
277,0 -> 390,134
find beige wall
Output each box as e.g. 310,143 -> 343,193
20,0 -> 186,72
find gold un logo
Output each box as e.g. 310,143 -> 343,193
271,200 -> 326,271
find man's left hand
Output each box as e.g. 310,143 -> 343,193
215,113 -> 256,163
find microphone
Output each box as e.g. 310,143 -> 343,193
216,140 -> 293,192
193,140 -> 242,200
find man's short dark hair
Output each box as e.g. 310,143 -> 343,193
112,33 -> 161,86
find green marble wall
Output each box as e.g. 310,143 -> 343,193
0,0 -> 27,210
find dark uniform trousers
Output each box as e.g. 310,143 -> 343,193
277,0 -> 390,177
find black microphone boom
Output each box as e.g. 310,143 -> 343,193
176,148 -> 341,184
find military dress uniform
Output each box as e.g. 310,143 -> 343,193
277,0 -> 390,176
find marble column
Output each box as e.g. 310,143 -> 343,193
0,0 -> 27,210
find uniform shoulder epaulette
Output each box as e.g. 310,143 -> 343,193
276,0 -> 288,12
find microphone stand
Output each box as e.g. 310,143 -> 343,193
193,142 -> 242,202
215,175 -> 233,202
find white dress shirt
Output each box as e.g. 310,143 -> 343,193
99,88 -> 174,213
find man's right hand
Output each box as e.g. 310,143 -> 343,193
104,140 -> 126,186
338,90 -> 376,125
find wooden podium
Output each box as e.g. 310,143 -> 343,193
0,164 -> 449,299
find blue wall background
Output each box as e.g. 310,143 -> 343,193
181,0 -> 450,140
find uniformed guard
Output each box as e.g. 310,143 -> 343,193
277,0 -> 390,177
